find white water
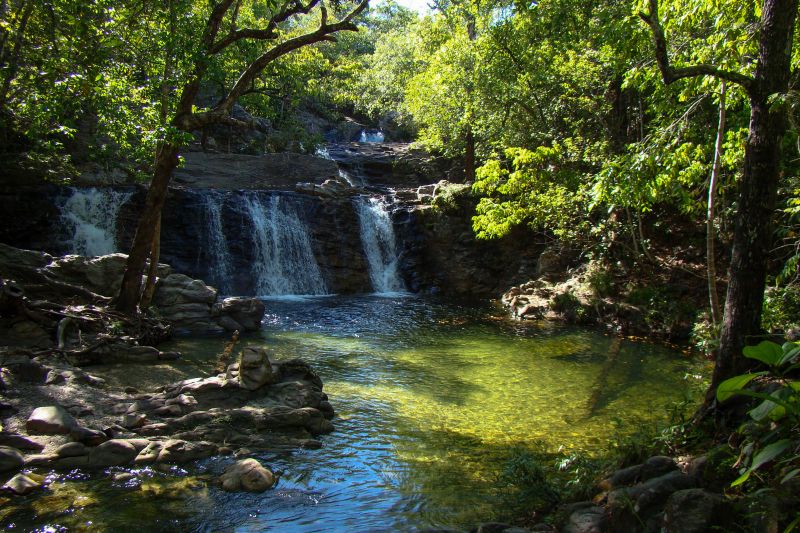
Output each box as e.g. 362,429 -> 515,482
356,196 -> 406,294
243,193 -> 328,296
202,190 -> 232,293
359,130 -> 385,143
60,188 -> 133,256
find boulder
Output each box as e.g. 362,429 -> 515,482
26,405 -> 78,435
563,504 -> 606,533
154,273 -> 217,306
238,347 -> 277,391
55,442 -> 88,458
89,439 -> 138,467
215,297 -> 265,331
219,458 -> 276,492
662,488 -> 730,532
0,433 -> 44,452
45,253 -> 170,297
0,446 -> 24,473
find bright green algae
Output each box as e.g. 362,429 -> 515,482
2,296 -> 704,531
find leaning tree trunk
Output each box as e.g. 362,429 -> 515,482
115,144 -> 180,315
711,0 -> 797,390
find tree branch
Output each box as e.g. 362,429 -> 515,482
216,0 -> 368,112
639,0 -> 755,91
210,0 -> 320,54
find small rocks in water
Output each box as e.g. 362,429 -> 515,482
112,472 -> 136,483
56,441 -> 87,458
26,405 -> 78,435
89,439 -> 138,467
2,472 -> 44,495
124,386 -> 139,394
0,446 -> 24,473
219,458 -> 276,492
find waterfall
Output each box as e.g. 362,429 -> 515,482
242,193 -> 328,296
356,196 -> 405,294
201,190 -> 233,293
59,187 -> 133,256
359,130 -> 385,143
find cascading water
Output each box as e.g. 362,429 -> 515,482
356,195 -> 405,293
242,193 -> 328,296
201,190 -> 233,293
359,130 -> 385,143
59,187 -> 133,256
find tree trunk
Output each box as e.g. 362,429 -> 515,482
139,214 -> 161,310
464,128 -> 475,182
712,0 -> 797,391
115,144 -> 180,315
707,81 -> 726,327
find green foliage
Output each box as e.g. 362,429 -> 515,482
430,182 -> 471,213
498,448 -> 560,520
762,285 -> 800,334
716,341 -> 800,488
472,144 -> 589,241
691,314 -> 720,355
586,262 -> 614,298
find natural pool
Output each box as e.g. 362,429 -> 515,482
2,296 -> 704,532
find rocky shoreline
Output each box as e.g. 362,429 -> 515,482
0,244 -> 332,501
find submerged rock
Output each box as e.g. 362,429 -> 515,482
2,473 -> 44,495
219,458 -> 276,492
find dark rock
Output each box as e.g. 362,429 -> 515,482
563,504 -> 605,533
26,405 -> 78,435
608,470 -> 695,532
0,446 -> 24,473
604,456 -> 677,489
662,488 -> 730,532
71,426 -> 109,446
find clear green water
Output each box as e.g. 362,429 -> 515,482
1,296 -> 704,532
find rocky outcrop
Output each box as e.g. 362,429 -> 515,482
172,152 -> 338,189
0,244 -> 265,337
0,344 -> 332,475
326,142 -> 456,187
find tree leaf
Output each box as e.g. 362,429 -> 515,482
781,468 -> 800,484
742,341 -> 783,366
750,439 -> 791,472
716,373 -> 760,402
748,396 -> 783,422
